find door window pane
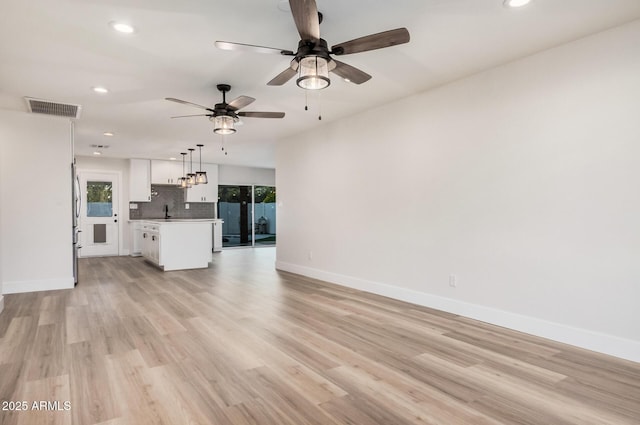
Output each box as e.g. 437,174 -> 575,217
218,185 -> 252,247
218,185 -> 276,248
254,186 -> 276,246
86,181 -> 113,217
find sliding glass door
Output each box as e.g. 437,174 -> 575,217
218,185 -> 276,248
254,186 -> 276,246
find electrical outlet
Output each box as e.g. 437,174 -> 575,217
185,203 -> 189,210
129,203 -> 138,210
449,274 -> 457,288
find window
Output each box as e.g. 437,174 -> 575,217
86,181 -> 113,217
218,185 -> 276,247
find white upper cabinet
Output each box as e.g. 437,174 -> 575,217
185,163 -> 219,203
129,159 -> 151,202
151,160 -> 183,185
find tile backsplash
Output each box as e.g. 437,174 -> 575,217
129,185 -> 216,219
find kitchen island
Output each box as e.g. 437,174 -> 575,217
139,219 -> 218,271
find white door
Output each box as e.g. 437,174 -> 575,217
78,171 -> 119,257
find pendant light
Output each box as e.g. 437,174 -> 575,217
195,144 -> 208,184
177,152 -> 191,188
296,56 -> 330,90
187,148 -> 197,186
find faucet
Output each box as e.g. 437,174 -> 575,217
164,204 -> 171,219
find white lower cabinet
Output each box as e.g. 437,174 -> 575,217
130,221 -> 143,256
212,219 -> 223,252
141,223 -> 160,265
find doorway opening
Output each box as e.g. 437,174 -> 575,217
218,185 -> 276,248
78,171 -> 120,256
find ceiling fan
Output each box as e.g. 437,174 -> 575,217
215,0 -> 410,90
166,84 -> 285,135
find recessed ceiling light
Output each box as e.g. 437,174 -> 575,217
93,151 -> 102,155
110,21 -> 135,34
93,86 -> 109,94
103,132 -> 114,137
344,78 -> 351,83
504,0 -> 531,8
169,157 -> 177,161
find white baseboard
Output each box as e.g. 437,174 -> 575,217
276,261 -> 640,363
2,277 -> 74,294
0,295 -> 4,315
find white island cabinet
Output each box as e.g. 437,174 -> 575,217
140,220 -> 213,271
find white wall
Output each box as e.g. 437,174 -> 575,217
219,164 -> 275,186
0,110 -> 73,293
276,21 -> 640,362
75,156 -> 130,254
0,137 -> 3,313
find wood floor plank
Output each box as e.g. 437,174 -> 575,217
325,364 -> 503,425
16,374 -> 72,425
24,322 -> 68,381
68,341 -> 120,425
0,249 -> 638,425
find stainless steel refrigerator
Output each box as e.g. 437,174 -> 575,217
72,160 -> 81,285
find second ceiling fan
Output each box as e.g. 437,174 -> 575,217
215,0 -> 410,90
166,84 -> 285,135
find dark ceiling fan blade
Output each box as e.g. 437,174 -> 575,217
289,0 -> 320,41
165,97 -> 214,112
215,41 -> 294,55
331,28 -> 410,55
170,114 -> 212,119
237,111 -> 285,119
227,95 -> 256,111
267,67 -> 298,86
331,60 -> 372,84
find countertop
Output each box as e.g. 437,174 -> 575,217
138,219 -> 222,223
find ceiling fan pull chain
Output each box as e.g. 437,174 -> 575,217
318,90 -> 322,121
304,89 -> 308,111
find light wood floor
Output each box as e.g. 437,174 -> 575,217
1,248 -> 638,425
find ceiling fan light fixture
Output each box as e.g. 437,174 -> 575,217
213,115 -> 236,135
296,56 -> 330,90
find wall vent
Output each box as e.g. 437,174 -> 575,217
24,97 -> 82,119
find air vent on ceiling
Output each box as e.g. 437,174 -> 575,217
24,97 -> 82,119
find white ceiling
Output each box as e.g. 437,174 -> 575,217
1,0 -> 639,168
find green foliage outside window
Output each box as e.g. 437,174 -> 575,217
87,181 -> 112,203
